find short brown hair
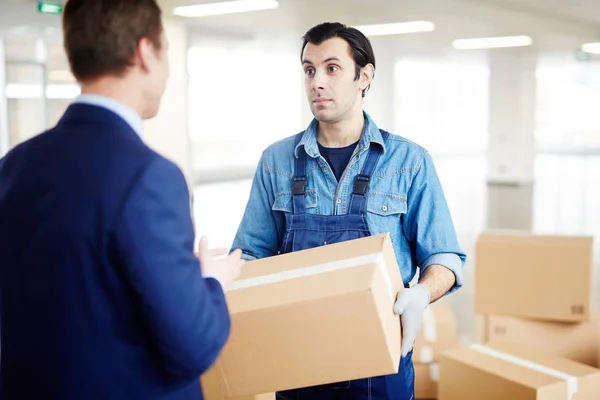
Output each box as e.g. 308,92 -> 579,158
62,0 -> 163,82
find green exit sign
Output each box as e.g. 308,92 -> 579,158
37,1 -> 63,15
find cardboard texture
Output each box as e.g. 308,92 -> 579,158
439,342 -> 600,400
476,314 -> 600,367
474,313 -> 487,344
200,366 -> 274,400
415,363 -> 439,399
210,234 -> 404,397
475,231 -> 594,322
413,304 -> 458,364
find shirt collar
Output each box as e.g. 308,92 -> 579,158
73,94 -> 144,139
294,111 -> 386,159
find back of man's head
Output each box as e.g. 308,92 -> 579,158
62,0 -> 163,83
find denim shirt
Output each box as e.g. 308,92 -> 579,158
231,112 -> 467,293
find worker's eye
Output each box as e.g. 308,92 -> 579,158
305,67 -> 315,76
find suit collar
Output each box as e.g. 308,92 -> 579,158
57,103 -> 143,143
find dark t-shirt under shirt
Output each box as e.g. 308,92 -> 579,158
317,141 -> 359,182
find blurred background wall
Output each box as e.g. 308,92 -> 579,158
1,0 -> 599,345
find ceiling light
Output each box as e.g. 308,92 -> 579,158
581,42 -> 600,54
452,35 -> 533,50
174,0 -> 278,18
353,21 -> 435,36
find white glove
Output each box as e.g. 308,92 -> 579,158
393,284 -> 431,357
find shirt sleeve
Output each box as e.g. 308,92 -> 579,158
402,150 -> 467,295
231,152 -> 286,261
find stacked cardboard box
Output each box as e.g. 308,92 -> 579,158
413,304 -> 459,399
439,342 -> 600,399
438,231 -> 600,398
476,314 -> 600,367
474,231 -> 594,323
473,231 -> 599,367
414,363 -> 439,400
199,234 -> 404,398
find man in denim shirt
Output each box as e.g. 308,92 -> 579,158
231,22 -> 466,400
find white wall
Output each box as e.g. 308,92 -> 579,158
143,17 -> 193,186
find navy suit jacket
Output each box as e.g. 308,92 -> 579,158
0,104 -> 230,399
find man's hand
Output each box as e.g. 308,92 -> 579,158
393,284 -> 430,357
195,236 -> 245,289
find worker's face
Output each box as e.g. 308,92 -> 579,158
138,30 -> 170,119
302,37 -> 372,124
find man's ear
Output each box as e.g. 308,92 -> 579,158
359,63 -> 375,92
136,37 -> 155,73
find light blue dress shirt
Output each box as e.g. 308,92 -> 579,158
74,94 -> 144,139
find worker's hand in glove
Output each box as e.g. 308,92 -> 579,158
393,284 -> 431,357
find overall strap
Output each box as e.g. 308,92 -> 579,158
348,130 -> 390,215
292,132 -> 307,214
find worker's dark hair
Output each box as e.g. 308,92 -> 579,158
62,0 -> 163,82
301,22 -> 376,97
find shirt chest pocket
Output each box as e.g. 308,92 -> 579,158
272,189 -> 319,214
366,192 -> 407,234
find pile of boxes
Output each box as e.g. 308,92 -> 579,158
437,231 -> 600,399
413,304 -> 459,399
199,231 -> 600,399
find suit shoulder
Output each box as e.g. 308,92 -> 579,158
0,128 -> 52,169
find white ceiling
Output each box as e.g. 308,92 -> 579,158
1,0 -> 599,50
479,0 -> 600,25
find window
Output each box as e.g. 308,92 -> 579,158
3,39 -> 79,148
535,55 -> 600,151
394,56 -> 489,154
393,55 -> 490,236
188,43 -> 302,174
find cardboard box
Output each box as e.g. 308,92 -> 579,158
475,231 -> 594,322
201,366 -> 274,400
474,313 -> 487,344
211,234 -> 404,397
439,342 -> 600,400
415,363 -> 438,399
413,304 -> 458,364
476,314 -> 600,367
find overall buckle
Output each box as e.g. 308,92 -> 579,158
352,174 -> 370,195
292,175 -> 307,195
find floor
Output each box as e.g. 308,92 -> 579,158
192,153 -> 600,347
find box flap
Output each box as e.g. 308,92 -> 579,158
484,342 -> 600,378
443,342 -> 600,400
236,234 -> 393,278
443,345 -> 571,392
226,233 -> 403,313
226,263 -> 386,313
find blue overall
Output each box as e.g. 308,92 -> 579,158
275,131 -> 415,400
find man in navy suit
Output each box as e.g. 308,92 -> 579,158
0,0 -> 244,399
